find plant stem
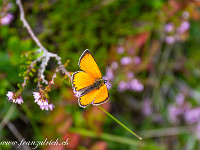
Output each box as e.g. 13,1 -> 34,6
0,104 -> 16,133
97,105 -> 142,140
69,127 -> 144,147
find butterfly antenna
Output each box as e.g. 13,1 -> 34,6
106,82 -> 111,87
106,62 -> 111,72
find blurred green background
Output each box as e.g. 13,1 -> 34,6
1,0 -> 200,149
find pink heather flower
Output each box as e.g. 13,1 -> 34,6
176,93 -> 184,106
134,56 -> 141,65
105,68 -> 114,80
39,100 -> 53,111
165,23 -> 174,33
117,46 -> 124,54
184,108 -> 200,124
43,100 -> 48,106
1,13 -> 14,25
40,105 -> 48,111
118,81 -> 129,92
33,92 -> 55,111
165,36 -> 175,45
15,97 -> 24,105
142,98 -> 152,116
177,21 -> 190,34
130,79 -> 144,92
36,99 -> 43,106
6,91 -> 14,100
168,105 -> 183,124
120,57 -> 132,65
48,103 -> 55,111
6,91 -> 24,105
6,3 -> 13,10
33,92 -> 41,101
111,61 -> 118,70
127,72 -> 134,79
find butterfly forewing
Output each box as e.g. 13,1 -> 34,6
79,50 -> 102,79
72,71 -> 95,91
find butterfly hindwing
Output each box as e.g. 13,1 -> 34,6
78,84 -> 109,107
78,89 -> 98,108
79,49 -> 102,79
93,84 -> 109,105
72,71 -> 95,91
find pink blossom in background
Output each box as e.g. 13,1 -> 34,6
134,56 -> 141,65
168,105 -> 183,124
165,23 -> 174,33
111,61 -> 118,70
120,57 -> 132,65
177,21 -> 190,34
6,3 -> 13,10
117,46 -> 124,54
130,79 -> 143,92
176,93 -> 185,106
127,72 -> 134,79
1,13 -> 14,25
142,98 -> 152,116
184,108 -> 200,124
118,81 -> 129,92
165,36 -> 175,45
105,68 -> 114,80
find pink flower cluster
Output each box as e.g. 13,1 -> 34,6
168,93 -> 200,140
118,79 -> 143,92
6,91 -> 55,111
1,13 -> 14,25
103,45 -> 144,93
168,93 -> 190,124
0,3 -> 14,25
33,92 -> 55,111
165,11 -> 190,45
6,91 -> 24,105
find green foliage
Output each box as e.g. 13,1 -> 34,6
31,0 -> 163,70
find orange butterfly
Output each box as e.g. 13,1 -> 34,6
72,49 -> 109,108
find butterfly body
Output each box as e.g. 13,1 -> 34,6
79,78 -> 107,96
72,49 -> 109,108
